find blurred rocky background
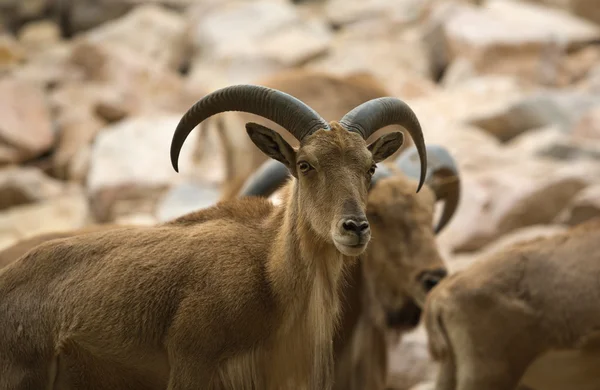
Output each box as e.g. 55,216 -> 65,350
1,0 -> 599,388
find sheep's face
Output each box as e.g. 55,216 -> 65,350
364,177 -> 448,330
247,121 -> 404,257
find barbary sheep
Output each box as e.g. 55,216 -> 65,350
0,84 -> 427,390
238,144 -> 460,390
196,69 -> 414,201
424,217 -> 600,390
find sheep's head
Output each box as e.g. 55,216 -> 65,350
171,85 -> 427,257
239,144 -> 459,328
363,146 -> 459,330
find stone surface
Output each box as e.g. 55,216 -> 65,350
571,105 -> 600,141
556,185 -> 600,226
324,0 -> 430,28
465,91 -> 600,142
187,0 -> 332,88
387,326 -> 437,390
0,167 -> 65,211
438,159 -> 591,253
0,190 -> 90,252
82,4 -> 188,71
0,77 -> 54,164
0,33 -> 25,71
434,0 -> 600,82
155,181 -> 220,222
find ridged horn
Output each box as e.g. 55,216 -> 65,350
339,97 -> 427,192
239,159 -> 291,197
170,85 -> 330,172
395,145 -> 460,234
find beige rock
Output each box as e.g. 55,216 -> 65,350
465,91 -> 600,142
506,125 -> 600,162
324,0 -> 431,28
17,20 -> 61,50
306,20 -> 435,97
438,159 -> 591,253
0,190 -> 90,252
83,4 -> 188,71
86,115 -> 201,221
187,0 -> 332,88
571,105 -> 600,141
0,166 -> 65,211
68,41 -> 190,115
155,181 -> 220,222
434,0 -> 600,82
0,78 -> 54,165
0,34 -> 25,71
387,326 -> 437,390
556,185 -> 600,226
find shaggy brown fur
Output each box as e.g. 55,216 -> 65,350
0,122 -> 404,390
424,217 -> 600,390
199,70 -> 414,201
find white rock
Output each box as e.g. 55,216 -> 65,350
83,4 -> 188,71
155,181 -> 220,222
87,114 -> 199,193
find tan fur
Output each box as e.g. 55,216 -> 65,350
332,174 -> 448,390
0,123 -> 403,390
424,218 -> 600,390
205,69 -> 414,201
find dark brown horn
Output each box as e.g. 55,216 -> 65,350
395,145 -> 460,234
339,97 -> 427,192
170,85 -> 330,172
239,159 -> 291,197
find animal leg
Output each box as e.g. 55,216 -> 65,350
167,355 -> 218,390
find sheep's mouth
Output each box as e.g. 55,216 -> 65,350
385,299 -> 422,330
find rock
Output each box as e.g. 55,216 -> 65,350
0,34 -> 25,71
87,115 -> 201,222
188,0 -> 332,88
305,21 -> 436,97
556,185 -> 600,226
83,4 -> 188,71
387,326 -> 437,390
155,181 -> 220,222
0,77 -> 54,165
571,105 -> 600,141
324,0 -> 430,28
0,166 -> 65,211
17,20 -> 61,50
465,91 -> 600,142
0,190 -> 90,252
438,159 -> 591,253
506,125 -> 600,162
114,213 -> 157,227
68,40 -> 191,116
432,0 -> 600,82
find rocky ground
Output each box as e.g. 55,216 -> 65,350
1,0 -> 600,388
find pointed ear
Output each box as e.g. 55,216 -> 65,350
368,132 -> 404,163
246,122 -> 297,176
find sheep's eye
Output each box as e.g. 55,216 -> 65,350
298,161 -> 312,173
368,165 -> 377,176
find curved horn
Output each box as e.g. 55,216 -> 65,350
171,85 -> 330,172
239,159 -> 291,198
396,145 -> 460,234
339,97 -> 427,192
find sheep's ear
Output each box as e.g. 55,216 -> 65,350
246,122 -> 297,177
368,131 -> 404,163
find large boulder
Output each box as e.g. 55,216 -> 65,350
0,77 -> 54,165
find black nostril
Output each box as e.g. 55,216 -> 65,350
420,268 -> 448,292
342,219 -> 369,234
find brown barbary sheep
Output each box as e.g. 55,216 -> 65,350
197,69 -> 414,201
424,217 -> 600,390
237,144 -> 461,390
0,85 -> 428,390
